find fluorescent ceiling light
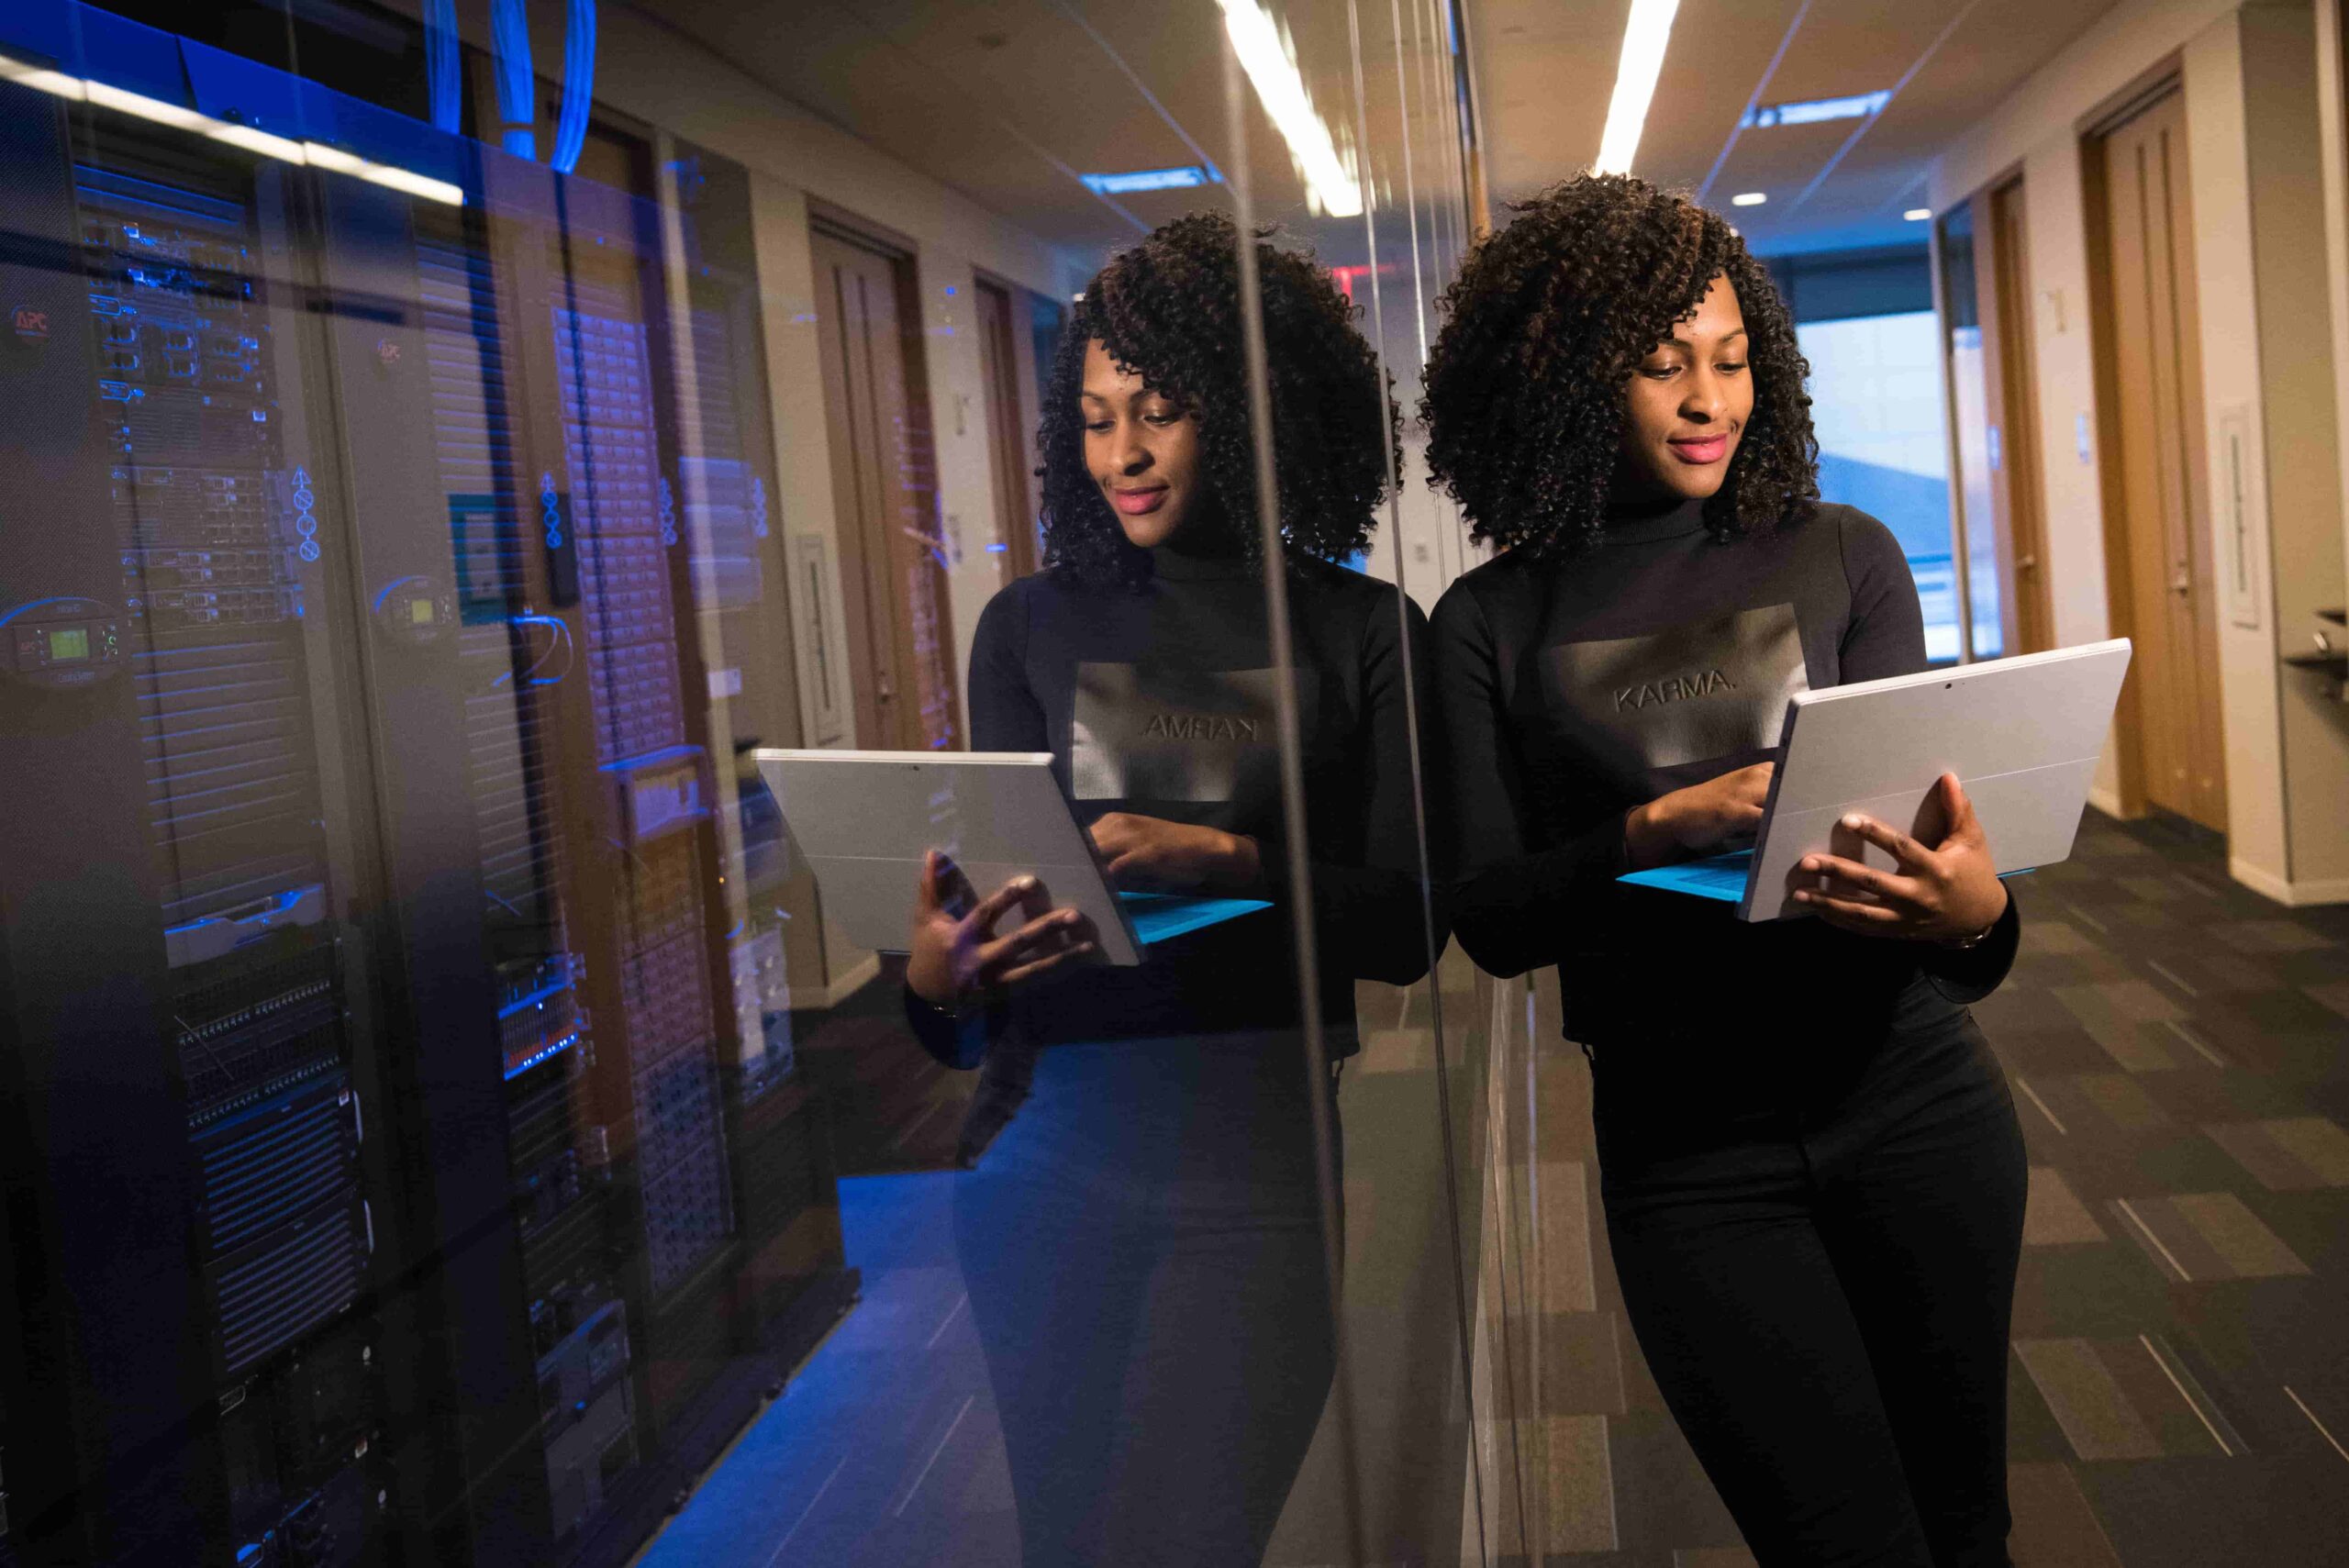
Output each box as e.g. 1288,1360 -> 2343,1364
1741,90 -> 1890,130
86,81 -> 208,131
1594,0 -> 1679,176
0,52 -> 86,98
301,140 -> 371,175
0,52 -> 462,206
208,123 -> 309,165
359,163 -> 464,206
1904,206 -> 1932,221
1080,166 -> 1213,196
1216,0 -> 1362,218
1731,191 -> 1766,207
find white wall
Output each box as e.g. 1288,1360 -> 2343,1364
1931,0 -> 2349,903
915,254 -> 1028,728
2181,10 -> 2293,891
2235,6 -> 2349,896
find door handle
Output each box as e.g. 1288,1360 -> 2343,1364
2018,555 -> 2038,572
2172,573 -> 2191,595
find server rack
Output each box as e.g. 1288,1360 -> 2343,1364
0,91 -> 388,1568
0,41 -> 850,1568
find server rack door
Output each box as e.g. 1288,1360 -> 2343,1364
472,147 -> 771,1563
307,171 -> 559,1568
0,79 -> 212,1568
2,92 -> 401,1568
3,54 -> 849,1568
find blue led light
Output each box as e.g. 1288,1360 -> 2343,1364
503,1030 -> 582,1081
290,463 -> 319,563
1741,90 -> 1890,130
551,0 -> 598,175
658,474 -> 679,547
749,473 -> 769,539
371,574 -> 426,614
496,974 -> 574,1019
540,470 -> 563,551
1080,166 -> 1215,195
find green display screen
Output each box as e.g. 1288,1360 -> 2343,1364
410,598 -> 436,626
47,626 -> 89,662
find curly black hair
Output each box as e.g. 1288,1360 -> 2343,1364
1037,211 -> 1396,587
1419,172 -> 1817,558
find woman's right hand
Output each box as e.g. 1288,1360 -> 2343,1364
1624,762 -> 1776,870
906,850 -> 1097,1008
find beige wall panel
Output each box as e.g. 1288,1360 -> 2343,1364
2020,139 -> 2130,808
914,253 -> 1017,733
2240,5 -> 2349,894
2181,13 -> 2292,889
1932,0 -> 2349,901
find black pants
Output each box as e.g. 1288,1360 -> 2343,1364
955,1032 -> 1339,1567
1595,1004 -> 2028,1568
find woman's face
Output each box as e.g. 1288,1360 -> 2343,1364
1082,339 -> 1204,550
1618,272 -> 1753,504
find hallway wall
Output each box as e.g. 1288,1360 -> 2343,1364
1932,0 -> 2349,905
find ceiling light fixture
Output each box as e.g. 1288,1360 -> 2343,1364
1731,191 -> 1766,207
210,123 -> 309,164
1594,0 -> 1681,176
0,52 -> 83,98
1742,90 -> 1890,130
1216,0 -> 1362,217
1904,206 -> 1932,221
0,50 -> 462,205
1080,166 -> 1216,196
84,80 -> 210,132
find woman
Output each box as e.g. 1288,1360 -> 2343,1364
901,211 -> 1437,1566
1423,173 -> 2025,1568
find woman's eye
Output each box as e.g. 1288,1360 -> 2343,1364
1717,361 -> 1748,374
1144,411 -> 1179,427
1083,420 -> 1112,434
1641,364 -> 1678,380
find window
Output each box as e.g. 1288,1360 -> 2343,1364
1798,310 -> 1964,662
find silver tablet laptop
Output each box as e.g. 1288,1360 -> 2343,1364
1620,638 -> 2134,922
753,749 -> 1273,966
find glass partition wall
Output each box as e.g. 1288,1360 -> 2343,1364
0,3 -> 1499,1565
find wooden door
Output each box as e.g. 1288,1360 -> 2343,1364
1980,177 -> 2054,654
809,225 -> 960,751
2094,91 -> 2227,828
974,278 -> 1041,580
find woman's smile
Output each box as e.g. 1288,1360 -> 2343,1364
1108,484 -> 1170,516
1666,431 -> 1732,466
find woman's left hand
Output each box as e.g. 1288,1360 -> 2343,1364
1789,773 -> 2009,944
1088,812 -> 1260,893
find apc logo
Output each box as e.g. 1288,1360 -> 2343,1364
11,305 -> 50,344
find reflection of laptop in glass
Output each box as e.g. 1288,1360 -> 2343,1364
753,750 -> 1271,965
1619,639 -> 2132,922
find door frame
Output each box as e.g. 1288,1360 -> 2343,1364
806,210 -> 959,751
972,272 -> 1042,581
1979,175 -> 2055,655
2082,73 -> 2230,828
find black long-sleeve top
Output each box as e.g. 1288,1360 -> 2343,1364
1431,500 -> 2018,1114
907,541 -> 1441,1073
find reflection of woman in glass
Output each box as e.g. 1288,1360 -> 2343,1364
1424,174 -> 2025,1568
901,212 -> 1434,1565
